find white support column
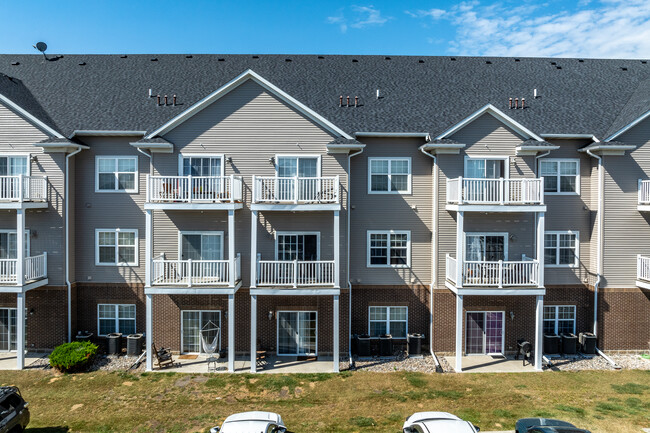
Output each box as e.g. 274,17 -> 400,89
455,211 -> 464,287
145,294 -> 153,372
228,293 -> 235,373
535,295 -> 544,371
145,209 -> 153,287
16,209 -> 25,286
250,210 -> 258,288
455,294 -> 463,373
16,293 -> 25,370
228,209 -> 235,287
536,212 -> 545,288
333,294 -> 340,373
333,211 -> 340,288
250,294 -> 257,373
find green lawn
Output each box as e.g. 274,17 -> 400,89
2,369 -> 649,432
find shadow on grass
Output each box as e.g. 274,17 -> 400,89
26,428 -> 70,433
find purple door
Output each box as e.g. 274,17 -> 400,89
466,312 -> 504,355
466,313 -> 485,355
485,312 -> 504,354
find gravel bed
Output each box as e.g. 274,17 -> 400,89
27,354 -> 144,372
341,353 -> 441,373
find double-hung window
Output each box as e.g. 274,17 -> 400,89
465,158 -> 505,179
539,159 -> 579,194
368,158 -> 411,193
96,229 -> 138,266
369,306 -> 408,338
367,230 -> 410,267
0,230 -> 29,259
98,304 -> 136,336
96,156 -> 138,192
181,155 -> 223,177
0,156 -> 28,176
543,305 -> 576,335
277,156 -> 319,178
180,232 -> 223,260
545,231 -> 578,267
465,233 -> 507,262
277,232 -> 319,261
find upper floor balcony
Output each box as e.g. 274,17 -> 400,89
252,176 -> 340,211
636,255 -> 650,290
145,175 -> 243,210
255,254 -> 337,289
446,254 -> 540,290
151,253 -> 241,288
0,253 -> 48,288
446,177 -> 545,212
0,175 -> 48,209
638,180 -> 650,211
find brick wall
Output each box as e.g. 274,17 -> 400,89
598,288 -> 650,350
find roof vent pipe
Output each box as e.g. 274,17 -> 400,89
354,96 -> 358,107
515,97 -> 519,109
376,89 -> 380,99
534,88 -> 538,99
509,97 -> 513,109
173,95 -> 177,106
164,95 -> 168,106
346,96 -> 350,107
157,95 -> 161,106
148,89 -> 152,98
522,98 -> 525,109
339,96 -> 343,107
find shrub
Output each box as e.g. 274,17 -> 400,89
49,341 -> 98,373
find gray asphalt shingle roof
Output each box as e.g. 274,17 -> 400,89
0,54 -> 649,140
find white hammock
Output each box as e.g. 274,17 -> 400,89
200,320 -> 221,357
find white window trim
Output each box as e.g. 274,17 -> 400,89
465,310 -> 506,356
276,310 -> 318,356
0,230 -> 30,258
97,303 -> 136,337
275,231 -> 321,260
543,305 -> 576,335
539,158 -> 580,195
274,154 -> 322,178
463,155 -> 510,179
177,154 -> 225,177
95,228 -> 139,267
180,309 -> 222,354
544,230 -> 579,268
95,155 -> 139,193
367,157 -> 412,194
177,231 -> 225,261
463,232 -> 509,261
366,230 -> 411,268
0,154 -> 31,176
368,306 -> 408,339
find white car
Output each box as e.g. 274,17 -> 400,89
210,411 -> 288,433
403,412 -> 480,433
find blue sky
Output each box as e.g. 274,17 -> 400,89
2,0 -> 649,58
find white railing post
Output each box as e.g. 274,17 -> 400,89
293,260 -> 298,288
335,175 -> 340,203
639,179 -> 643,205
42,175 -> 48,200
18,175 -> 23,203
498,260 -> 503,288
229,175 -> 234,203
638,254 -> 642,280
43,252 -> 47,279
458,176 -> 463,204
146,174 -> 150,203
187,258 -> 193,287
499,178 -> 505,205
252,175 -> 257,203
294,176 -> 299,204
539,177 -> 545,205
187,175 -> 192,203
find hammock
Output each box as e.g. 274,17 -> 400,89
200,320 -> 221,357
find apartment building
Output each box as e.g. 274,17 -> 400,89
0,55 -> 648,373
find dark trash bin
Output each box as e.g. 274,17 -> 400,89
543,333 -> 560,355
561,333 -> 578,355
126,333 -> 144,356
351,334 -> 358,356
379,334 -> 393,356
75,331 -> 93,341
407,333 -> 424,356
579,332 -> 597,354
106,333 -> 122,355
357,334 -> 371,357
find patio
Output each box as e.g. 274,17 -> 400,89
156,354 -> 336,374
0,352 -> 48,370
443,355 -> 538,373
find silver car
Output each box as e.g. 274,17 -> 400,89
210,411 -> 288,433
403,412 -> 480,433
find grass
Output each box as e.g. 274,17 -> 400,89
1,369 -> 647,433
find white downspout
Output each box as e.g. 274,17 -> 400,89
586,149 -> 603,336
347,147 -> 364,367
65,147 -> 83,342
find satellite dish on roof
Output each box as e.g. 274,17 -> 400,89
33,42 -> 48,60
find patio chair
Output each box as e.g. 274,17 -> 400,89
152,343 -> 175,369
256,349 -> 268,370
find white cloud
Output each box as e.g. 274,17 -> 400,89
407,0 -> 650,58
405,8 -> 446,19
327,5 -> 391,33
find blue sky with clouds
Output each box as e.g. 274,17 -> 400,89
2,0 -> 649,58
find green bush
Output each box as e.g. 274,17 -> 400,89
49,341 -> 98,373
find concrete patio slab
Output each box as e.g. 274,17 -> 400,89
0,352 -> 48,370
444,355 -> 537,373
155,354 -> 336,374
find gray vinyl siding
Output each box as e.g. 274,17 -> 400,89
349,137 -> 432,286
155,79 -> 347,287
74,136 -> 147,284
602,117 -> 650,288
0,102 -> 66,286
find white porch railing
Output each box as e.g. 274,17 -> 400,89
638,180 -> 650,205
151,255 -> 241,287
252,176 -> 339,204
446,254 -> 539,288
146,175 -> 243,203
257,258 -> 336,287
0,175 -> 47,202
637,255 -> 650,282
446,177 -> 544,205
0,253 -> 48,284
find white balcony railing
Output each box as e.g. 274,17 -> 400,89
0,175 -> 47,202
0,253 -> 47,284
252,176 -> 339,204
257,258 -> 336,287
638,180 -> 650,205
151,254 -> 241,287
146,175 -> 243,204
446,254 -> 539,288
637,255 -> 650,282
446,177 -> 544,205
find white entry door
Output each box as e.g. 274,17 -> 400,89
0,308 -> 17,352
277,311 -> 317,356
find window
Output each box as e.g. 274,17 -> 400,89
0,156 -> 28,176
180,155 -> 223,177
181,310 -> 221,353
0,231 -> 29,259
276,232 -> 319,261
539,159 -> 579,194
96,156 -> 138,192
96,229 -> 138,266
465,157 -> 506,179
180,232 -> 223,260
465,233 -> 507,261
545,231 -> 578,267
277,156 -> 319,178
367,231 -> 410,267
98,304 -> 136,336
369,306 -> 408,338
368,158 -> 411,193
543,305 -> 576,335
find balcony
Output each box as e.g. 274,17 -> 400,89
636,255 -> 650,290
0,176 -> 48,209
638,180 -> 650,211
256,258 -> 337,288
0,253 -> 48,285
446,177 -> 545,212
252,176 -> 340,211
446,254 -> 540,289
151,254 -> 241,287
145,175 -> 243,210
